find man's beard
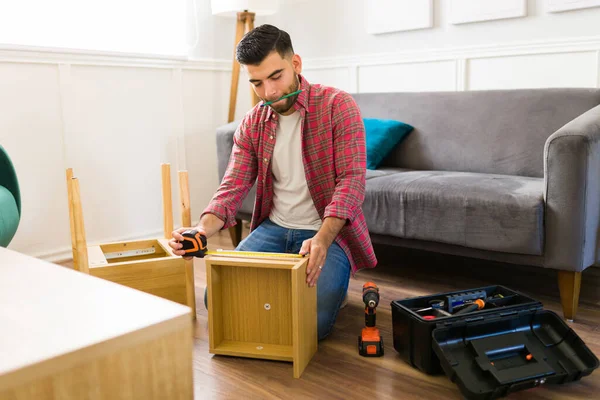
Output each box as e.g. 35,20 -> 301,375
269,74 -> 300,114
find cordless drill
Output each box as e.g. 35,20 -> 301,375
358,281 -> 384,357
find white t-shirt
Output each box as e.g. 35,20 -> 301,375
269,111 -> 322,231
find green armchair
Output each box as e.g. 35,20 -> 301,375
0,145 -> 20,247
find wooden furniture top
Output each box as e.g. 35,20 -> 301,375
0,246 -> 191,388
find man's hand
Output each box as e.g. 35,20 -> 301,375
168,227 -> 207,261
299,237 -> 328,287
167,213 -> 225,259
299,217 -> 347,287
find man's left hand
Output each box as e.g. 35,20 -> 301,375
299,237 -> 328,287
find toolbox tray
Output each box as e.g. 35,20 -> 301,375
390,285 -> 599,399
432,309 -> 599,399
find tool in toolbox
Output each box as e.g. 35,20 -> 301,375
446,290 -> 487,313
454,298 -> 486,315
415,299 -> 445,313
358,282 -> 384,357
413,292 -> 507,319
414,291 -> 485,313
177,229 -> 305,259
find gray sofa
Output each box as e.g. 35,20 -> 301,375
215,88 -> 600,321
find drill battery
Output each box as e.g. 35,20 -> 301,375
358,327 -> 384,357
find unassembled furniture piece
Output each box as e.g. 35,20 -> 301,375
216,88 -> 600,322
66,163 -> 196,317
0,245 -> 193,400
205,253 -> 317,378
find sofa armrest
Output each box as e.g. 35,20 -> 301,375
544,104 -> 600,271
215,121 -> 256,219
216,121 -> 240,182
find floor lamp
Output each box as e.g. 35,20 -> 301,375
211,1 -> 280,123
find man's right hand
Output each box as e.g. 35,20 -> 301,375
168,227 -> 208,260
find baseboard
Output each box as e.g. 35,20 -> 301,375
33,229 -> 169,264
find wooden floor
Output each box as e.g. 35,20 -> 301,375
62,227 -> 600,399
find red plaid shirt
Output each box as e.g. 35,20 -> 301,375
202,75 -> 377,274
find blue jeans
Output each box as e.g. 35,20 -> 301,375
206,218 -> 351,341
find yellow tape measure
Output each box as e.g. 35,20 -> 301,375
178,230 -> 306,259
206,249 -> 306,259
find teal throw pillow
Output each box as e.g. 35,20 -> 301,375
363,118 -> 414,170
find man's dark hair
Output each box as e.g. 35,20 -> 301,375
236,24 -> 294,65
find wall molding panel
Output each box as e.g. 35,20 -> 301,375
0,44 -> 230,70
449,0 -> 527,25
300,36 -> 600,93
547,0 -> 600,13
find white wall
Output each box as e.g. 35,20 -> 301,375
0,48 -> 236,261
187,0 -> 279,60
2,0 -> 600,262
267,0 -> 600,93
265,0 -> 600,59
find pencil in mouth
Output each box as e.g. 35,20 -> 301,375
260,89 -> 303,107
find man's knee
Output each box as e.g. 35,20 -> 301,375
315,245 -> 351,340
316,290 -> 347,340
318,319 -> 333,341
317,306 -> 341,340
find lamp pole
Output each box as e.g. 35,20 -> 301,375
228,10 -> 260,123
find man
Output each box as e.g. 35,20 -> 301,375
169,24 -> 377,340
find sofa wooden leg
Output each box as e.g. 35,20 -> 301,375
228,219 -> 243,247
557,270 -> 582,322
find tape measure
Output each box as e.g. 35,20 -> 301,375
206,249 -> 305,259
178,229 -> 306,259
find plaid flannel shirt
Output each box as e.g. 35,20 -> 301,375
202,75 -> 377,274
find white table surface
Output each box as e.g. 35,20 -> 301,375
0,246 -> 191,378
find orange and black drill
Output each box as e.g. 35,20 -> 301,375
358,281 -> 384,357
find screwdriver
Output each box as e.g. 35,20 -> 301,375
416,290 -> 486,313
454,298 -> 486,315
415,299 -> 445,313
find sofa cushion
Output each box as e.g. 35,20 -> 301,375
0,186 -> 20,247
352,88 -> 600,177
364,118 -> 413,170
363,170 -> 544,255
366,168 -> 410,180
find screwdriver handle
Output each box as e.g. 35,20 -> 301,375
446,290 -> 487,313
454,299 -> 485,315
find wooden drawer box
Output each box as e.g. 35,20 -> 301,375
205,254 -> 317,378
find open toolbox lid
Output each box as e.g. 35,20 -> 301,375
431,308 -> 599,400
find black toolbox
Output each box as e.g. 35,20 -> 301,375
391,285 -> 599,399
